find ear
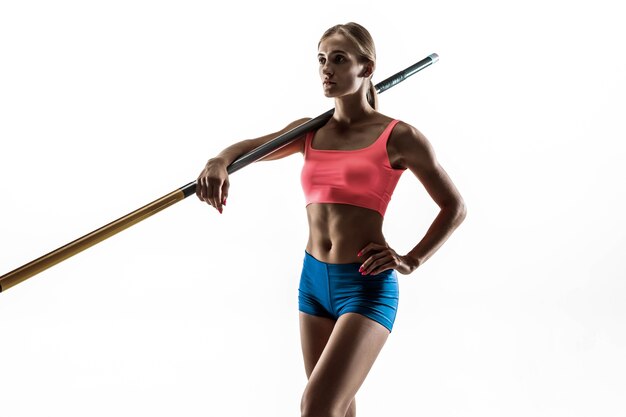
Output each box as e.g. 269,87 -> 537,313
362,61 -> 375,78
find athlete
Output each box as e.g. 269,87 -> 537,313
196,22 -> 466,417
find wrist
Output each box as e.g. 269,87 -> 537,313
403,253 -> 422,273
207,156 -> 228,167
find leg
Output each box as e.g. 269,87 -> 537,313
299,312 -> 356,417
300,312 -> 390,417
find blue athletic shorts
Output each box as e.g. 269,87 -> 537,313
298,250 -> 400,332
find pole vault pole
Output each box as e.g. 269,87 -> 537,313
0,53 -> 439,293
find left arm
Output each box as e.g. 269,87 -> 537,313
359,122 -> 467,275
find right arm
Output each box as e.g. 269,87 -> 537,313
196,117 -> 311,212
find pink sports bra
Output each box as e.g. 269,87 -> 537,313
300,119 -> 406,217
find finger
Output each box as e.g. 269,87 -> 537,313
369,260 -> 396,276
197,177 -> 207,201
219,179 -> 229,210
203,180 -> 212,204
363,254 -> 394,274
221,179 -> 229,206
215,183 -> 224,213
195,175 -> 203,200
361,251 -> 390,274
211,180 -> 223,213
207,181 -> 216,208
358,242 -> 386,258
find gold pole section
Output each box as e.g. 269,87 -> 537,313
0,189 -> 185,292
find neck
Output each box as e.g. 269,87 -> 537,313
332,93 -> 375,125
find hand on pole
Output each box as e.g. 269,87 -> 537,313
196,157 -> 230,214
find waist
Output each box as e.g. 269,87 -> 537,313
305,203 -> 386,263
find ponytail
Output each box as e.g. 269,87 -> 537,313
366,79 -> 378,110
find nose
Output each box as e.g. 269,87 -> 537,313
321,61 -> 333,77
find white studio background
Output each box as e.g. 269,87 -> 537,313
1,1 -> 624,416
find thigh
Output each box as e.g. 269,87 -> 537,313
302,312 -> 390,414
329,262 -> 400,333
299,312 -> 336,378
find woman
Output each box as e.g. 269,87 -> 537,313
196,22 -> 466,417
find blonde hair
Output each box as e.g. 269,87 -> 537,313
319,22 -> 378,110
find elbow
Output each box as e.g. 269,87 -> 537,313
455,199 -> 467,225
443,198 -> 467,225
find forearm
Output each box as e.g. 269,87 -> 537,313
405,204 -> 466,271
209,139 -> 258,167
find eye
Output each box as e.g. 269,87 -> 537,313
334,55 -> 345,63
318,57 -> 326,65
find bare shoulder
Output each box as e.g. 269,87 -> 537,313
285,117 -> 313,155
286,117 -> 313,131
388,120 -> 438,171
388,120 -> 466,210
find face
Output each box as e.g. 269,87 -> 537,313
317,33 -> 372,99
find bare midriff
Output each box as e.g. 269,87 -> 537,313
305,202 -> 387,264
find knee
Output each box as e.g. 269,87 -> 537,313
300,390 -> 346,417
